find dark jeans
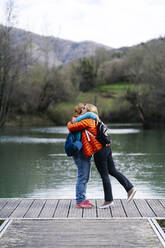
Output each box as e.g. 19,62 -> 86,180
94,146 -> 133,201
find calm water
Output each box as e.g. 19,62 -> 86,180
0,124 -> 165,199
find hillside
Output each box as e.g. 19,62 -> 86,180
1,23 -> 165,128
9,26 -> 112,66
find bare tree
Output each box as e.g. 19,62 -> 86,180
0,0 -> 15,126
125,41 -> 165,127
0,0 -> 31,126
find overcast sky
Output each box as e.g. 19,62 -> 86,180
0,0 -> 165,48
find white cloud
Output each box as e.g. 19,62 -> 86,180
0,0 -> 165,48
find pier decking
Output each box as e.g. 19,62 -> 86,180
0,199 -> 165,247
0,198 -> 164,219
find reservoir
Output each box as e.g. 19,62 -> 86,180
0,124 -> 165,199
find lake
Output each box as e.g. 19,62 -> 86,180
0,124 -> 165,199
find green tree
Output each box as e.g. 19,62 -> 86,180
75,58 -> 96,92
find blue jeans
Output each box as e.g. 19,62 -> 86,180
73,151 -> 92,204
94,146 -> 133,201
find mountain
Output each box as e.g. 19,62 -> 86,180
9,27 -> 112,66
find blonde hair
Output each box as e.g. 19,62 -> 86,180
85,103 -> 99,115
73,103 -> 84,117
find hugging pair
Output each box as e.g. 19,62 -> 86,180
67,103 -> 136,208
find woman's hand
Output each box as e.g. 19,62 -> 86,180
96,118 -> 100,125
71,117 -> 76,123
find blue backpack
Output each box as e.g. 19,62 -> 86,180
65,132 -> 83,157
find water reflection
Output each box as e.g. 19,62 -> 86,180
0,137 -> 65,143
31,126 -> 68,134
0,125 -> 165,199
157,220 -> 165,233
109,128 -> 140,134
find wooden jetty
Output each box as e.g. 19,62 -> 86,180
0,198 -> 165,219
0,198 -> 165,247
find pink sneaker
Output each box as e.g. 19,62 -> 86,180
76,201 -> 92,208
84,200 -> 94,206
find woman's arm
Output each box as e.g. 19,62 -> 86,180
67,119 -> 90,132
76,112 -> 98,122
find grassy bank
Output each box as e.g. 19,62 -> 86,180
97,81 -> 133,94
48,82 -> 139,125
5,82 -> 139,127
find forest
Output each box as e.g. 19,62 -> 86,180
1,2 -> 165,128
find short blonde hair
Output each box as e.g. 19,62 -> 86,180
73,103 -> 84,117
85,103 -> 99,115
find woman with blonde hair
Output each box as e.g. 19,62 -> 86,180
68,103 -> 136,208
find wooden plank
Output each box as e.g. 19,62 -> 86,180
121,199 -> 141,217
53,199 -> 71,218
83,200 -> 97,218
96,199 -> 112,218
111,199 -> 127,218
0,199 -> 21,218
0,199 -> 8,211
39,200 -> 58,218
10,199 -> 34,218
0,219 -> 12,239
159,199 -> 165,209
67,200 -> 83,218
0,198 -> 164,220
24,199 -> 46,218
0,219 -> 163,247
134,199 -> 156,218
147,199 -> 165,217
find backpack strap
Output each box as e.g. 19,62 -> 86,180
85,129 -> 96,142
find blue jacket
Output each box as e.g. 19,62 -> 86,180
73,112 -> 98,141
